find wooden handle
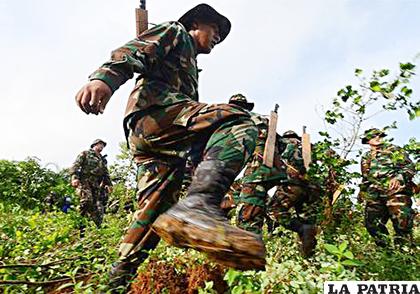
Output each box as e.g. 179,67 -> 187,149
263,111 -> 278,168
302,132 -> 311,170
135,8 -> 148,37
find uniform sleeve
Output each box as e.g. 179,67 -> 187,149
102,166 -> 113,187
88,22 -> 185,92
282,141 -> 305,175
393,147 -> 416,184
69,152 -> 86,181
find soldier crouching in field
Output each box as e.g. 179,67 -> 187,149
74,4 -> 265,291
358,128 -> 416,247
70,139 -> 112,234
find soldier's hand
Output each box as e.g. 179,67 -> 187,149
75,80 -> 112,115
71,179 -> 80,188
105,186 -> 113,193
389,178 -> 401,191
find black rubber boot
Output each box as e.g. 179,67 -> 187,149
79,224 -> 86,238
299,224 -> 317,258
107,261 -> 138,293
153,160 -> 266,270
393,233 -> 413,248
290,219 -> 317,258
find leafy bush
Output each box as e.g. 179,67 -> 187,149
0,158 -> 74,210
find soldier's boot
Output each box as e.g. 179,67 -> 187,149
153,160 -> 266,270
108,261 -> 138,293
394,231 -> 413,248
290,219 -> 317,258
299,224 -> 317,257
373,237 -> 388,248
79,224 -> 86,238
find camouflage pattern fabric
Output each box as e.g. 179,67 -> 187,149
75,184 -> 102,227
236,113 -> 288,234
97,186 -> 109,224
360,142 -> 416,244
70,149 -> 112,227
88,21 -> 199,139
116,101 -> 257,268
364,193 -> 413,245
220,179 -> 241,213
268,137 -> 320,229
268,184 -> 319,228
42,192 -> 57,213
280,137 -> 306,183
236,131 -> 320,235
90,18 -> 260,281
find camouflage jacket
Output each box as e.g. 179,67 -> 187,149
241,113 -> 287,183
279,137 -> 306,185
88,21 -> 198,123
70,149 -> 112,186
249,112 -> 269,158
360,143 -> 415,194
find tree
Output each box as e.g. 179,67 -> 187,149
309,62 -> 419,229
0,157 -> 73,209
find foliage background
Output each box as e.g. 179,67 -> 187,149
1,63 -> 419,293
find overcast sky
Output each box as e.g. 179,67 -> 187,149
1,0 -> 419,170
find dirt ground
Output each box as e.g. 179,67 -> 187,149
130,259 -> 228,294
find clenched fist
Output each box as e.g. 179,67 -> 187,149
75,80 -> 112,115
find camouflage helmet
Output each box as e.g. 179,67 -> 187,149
90,139 -> 107,148
282,130 -> 301,140
361,128 -> 386,144
229,94 -> 254,111
178,3 -> 231,43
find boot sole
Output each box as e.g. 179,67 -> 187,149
152,211 -> 266,271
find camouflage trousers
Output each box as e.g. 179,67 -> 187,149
97,189 -> 109,224
220,180 -> 242,214
76,182 -> 102,228
236,156 -> 287,234
268,184 -> 320,230
116,101 -> 257,267
364,192 -> 414,245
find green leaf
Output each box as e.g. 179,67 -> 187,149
371,85 -> 381,92
318,131 -> 330,138
355,68 -> 363,76
400,62 -> 415,71
338,241 -> 348,252
343,251 -> 354,259
378,69 -> 390,77
342,259 -> 363,266
224,269 -> 239,286
324,244 -> 340,255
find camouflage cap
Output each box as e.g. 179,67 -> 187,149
282,130 -> 301,140
361,128 -> 386,144
178,3 -> 231,43
90,139 -> 107,148
229,94 -> 254,111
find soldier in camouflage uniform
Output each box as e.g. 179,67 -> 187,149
228,94 -> 289,235
70,139 -> 113,229
359,128 -> 416,247
97,154 -> 111,223
268,131 -> 321,257
74,4 -> 265,290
